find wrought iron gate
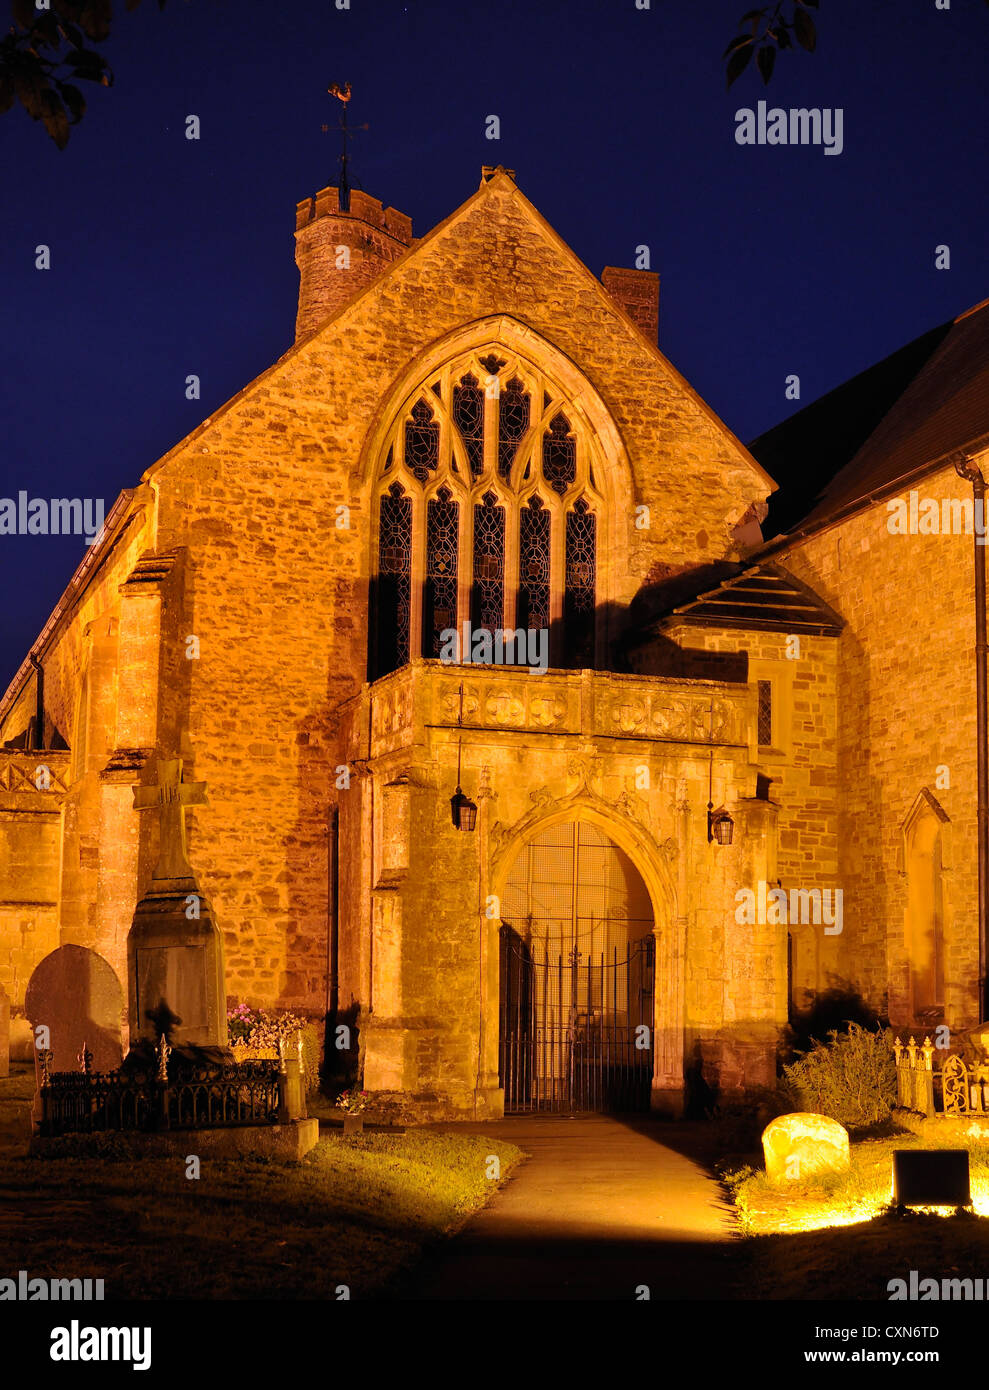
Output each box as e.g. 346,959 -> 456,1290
499,928 -> 655,1113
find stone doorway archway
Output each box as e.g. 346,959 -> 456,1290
498,819 -> 655,1113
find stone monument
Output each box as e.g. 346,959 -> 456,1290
127,757 -> 228,1049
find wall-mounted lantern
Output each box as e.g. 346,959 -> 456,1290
451,787 -> 478,832
706,699 -> 735,847
451,682 -> 478,832
707,805 -> 734,846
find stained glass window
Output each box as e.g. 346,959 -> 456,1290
375,350 -> 604,678
542,412 -> 576,496
564,499 -> 596,668
424,486 -> 459,657
452,373 -> 485,478
518,495 -> 551,633
471,492 -> 505,638
405,398 -> 439,482
375,482 -> 412,677
498,376 -> 530,479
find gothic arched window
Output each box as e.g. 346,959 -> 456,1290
370,347 -> 603,679
424,487 -> 459,657
374,482 -> 413,675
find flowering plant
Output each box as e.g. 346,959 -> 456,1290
226,1004 -> 320,1093
336,1089 -> 368,1115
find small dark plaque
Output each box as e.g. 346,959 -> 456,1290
892,1149 -> 971,1207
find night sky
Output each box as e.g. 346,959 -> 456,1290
1,0 -> 987,691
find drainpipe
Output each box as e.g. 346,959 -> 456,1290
29,655 -> 44,751
954,453 -> 989,1021
326,804 -> 340,1023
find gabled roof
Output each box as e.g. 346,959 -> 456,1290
752,297 -> 989,537
653,562 -> 844,636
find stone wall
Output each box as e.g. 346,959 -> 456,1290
780,457 -> 988,1029
663,622 -> 842,1013
139,172 -> 772,1023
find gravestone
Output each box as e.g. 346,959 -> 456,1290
24,945 -> 123,1074
8,1017 -> 34,1063
127,758 -> 228,1049
762,1111 -> 850,1182
0,983 -> 9,1078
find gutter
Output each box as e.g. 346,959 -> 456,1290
0,488 -> 139,729
752,429 -> 989,560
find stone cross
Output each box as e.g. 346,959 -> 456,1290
133,758 -> 208,881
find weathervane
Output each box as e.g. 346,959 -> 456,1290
325,81 -> 368,212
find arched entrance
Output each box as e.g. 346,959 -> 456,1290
498,819 -> 655,1113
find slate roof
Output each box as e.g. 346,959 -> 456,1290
752,297 -> 989,537
657,562 -> 844,636
622,562 -> 844,648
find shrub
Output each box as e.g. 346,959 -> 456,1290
783,1021 -> 897,1129
226,1006 -> 321,1094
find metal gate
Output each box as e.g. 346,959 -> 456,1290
499,929 -> 655,1113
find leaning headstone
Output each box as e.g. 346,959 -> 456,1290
24,945 -> 123,1074
0,984 -> 9,1078
762,1111 -> 850,1182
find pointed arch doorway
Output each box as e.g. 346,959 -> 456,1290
498,819 -> 656,1113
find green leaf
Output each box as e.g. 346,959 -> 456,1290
65,48 -> 112,84
13,72 -> 45,120
56,80 -> 86,122
794,8 -> 817,51
722,33 -> 754,58
757,44 -> 776,85
726,43 -> 754,88
776,27 -> 792,50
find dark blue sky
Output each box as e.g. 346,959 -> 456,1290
2,0 -> 987,691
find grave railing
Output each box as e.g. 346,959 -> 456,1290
37,1036 -> 305,1136
893,1036 -> 989,1118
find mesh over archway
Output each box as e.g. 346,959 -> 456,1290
499,820 -> 655,1112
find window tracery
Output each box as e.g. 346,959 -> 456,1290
371,347 -> 603,678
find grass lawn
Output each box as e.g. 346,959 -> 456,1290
0,1070 -> 522,1299
727,1124 -> 989,1299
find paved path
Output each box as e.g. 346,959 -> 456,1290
406,1115 -> 740,1300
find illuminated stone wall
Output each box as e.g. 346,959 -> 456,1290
663,622 -> 842,1017
781,457 -> 988,1032
0,172 -> 786,1112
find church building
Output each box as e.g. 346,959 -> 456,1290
1,166 -> 984,1118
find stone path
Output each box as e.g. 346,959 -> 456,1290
407,1114 -> 741,1300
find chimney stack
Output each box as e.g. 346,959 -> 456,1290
294,186 -> 414,341
601,266 -> 660,345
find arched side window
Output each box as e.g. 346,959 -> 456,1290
369,348 -> 603,679
902,790 -> 949,1022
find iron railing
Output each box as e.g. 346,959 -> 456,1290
37,1038 -> 294,1136
500,931 -> 655,1114
894,1035 -> 989,1118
